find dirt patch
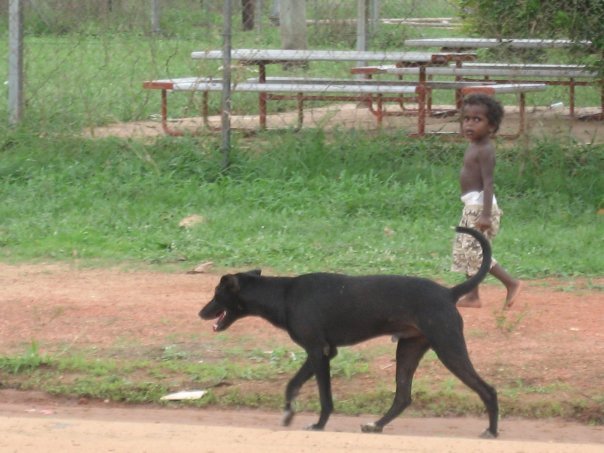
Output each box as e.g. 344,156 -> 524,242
1,262 -> 603,444
85,103 -> 604,144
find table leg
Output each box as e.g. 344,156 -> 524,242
518,92 -> 526,136
569,78 -> 575,118
417,67 -> 427,136
297,92 -> 304,129
601,80 -> 604,120
259,63 -> 267,129
377,94 -> 383,128
455,60 -> 463,111
160,89 -> 184,136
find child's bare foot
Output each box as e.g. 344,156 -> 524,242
458,296 -> 482,308
504,280 -> 522,309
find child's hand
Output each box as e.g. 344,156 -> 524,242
476,215 -> 492,232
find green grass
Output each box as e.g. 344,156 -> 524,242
1,129 -> 602,278
1,341 -> 601,424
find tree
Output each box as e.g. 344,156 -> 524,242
278,0 -> 307,50
241,0 -> 254,31
459,0 -> 603,74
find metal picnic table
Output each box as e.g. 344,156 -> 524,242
404,38 -> 592,51
190,49 -> 476,132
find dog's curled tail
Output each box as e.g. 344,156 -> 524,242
450,226 -> 492,302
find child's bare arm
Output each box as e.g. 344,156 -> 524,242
477,145 -> 496,231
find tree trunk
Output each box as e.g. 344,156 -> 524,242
278,0 -> 307,50
242,0 -> 254,31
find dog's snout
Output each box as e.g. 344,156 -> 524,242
199,298 -> 217,319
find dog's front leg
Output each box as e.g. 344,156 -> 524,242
282,358 -> 315,426
305,347 -> 334,430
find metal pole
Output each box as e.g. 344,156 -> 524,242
151,0 -> 160,34
8,0 -> 24,127
370,0 -> 380,37
255,0 -> 263,31
221,0 -> 232,169
356,0 -> 368,69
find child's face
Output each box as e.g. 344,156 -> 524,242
462,104 -> 495,142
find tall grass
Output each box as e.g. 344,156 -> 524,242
1,129 -> 601,279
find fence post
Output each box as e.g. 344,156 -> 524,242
356,0 -> 368,70
151,0 -> 160,34
221,0 -> 232,169
370,0 -> 380,37
8,0 -> 24,127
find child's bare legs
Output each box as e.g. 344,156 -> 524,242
458,264 -> 522,309
458,284 -> 482,307
490,263 -> 522,309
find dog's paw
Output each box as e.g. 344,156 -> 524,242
479,429 -> 498,439
360,422 -> 383,433
304,423 -> 324,431
281,410 -> 294,426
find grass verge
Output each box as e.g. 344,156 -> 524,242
1,130 -> 602,278
1,341 -> 601,425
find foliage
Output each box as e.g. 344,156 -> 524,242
458,0 -> 604,74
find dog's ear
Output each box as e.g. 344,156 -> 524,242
219,274 -> 240,293
246,269 -> 262,276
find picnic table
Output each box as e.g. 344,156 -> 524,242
404,38 -> 592,51
189,49 -> 477,131
370,40 -> 602,119
145,48 -> 552,136
190,48 -> 475,65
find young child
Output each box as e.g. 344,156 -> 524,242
451,93 -> 521,309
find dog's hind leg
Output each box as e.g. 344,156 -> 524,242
430,331 -> 498,438
361,337 -> 430,433
282,358 -> 315,426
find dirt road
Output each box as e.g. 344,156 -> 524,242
1,402 -> 603,453
1,263 -> 603,451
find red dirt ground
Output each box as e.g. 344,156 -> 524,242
84,103 -> 604,145
1,263 -> 603,444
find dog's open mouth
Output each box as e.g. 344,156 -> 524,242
213,310 -> 227,332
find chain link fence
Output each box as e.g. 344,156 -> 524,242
0,1 -> 458,39
1,1 -> 601,137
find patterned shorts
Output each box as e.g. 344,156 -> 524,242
451,205 -> 501,276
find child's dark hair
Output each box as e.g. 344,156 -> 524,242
463,93 -> 504,133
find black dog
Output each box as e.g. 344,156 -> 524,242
200,226 -> 498,438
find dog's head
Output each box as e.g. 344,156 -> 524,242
199,269 -> 261,332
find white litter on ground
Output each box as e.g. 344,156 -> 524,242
160,390 -> 207,401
